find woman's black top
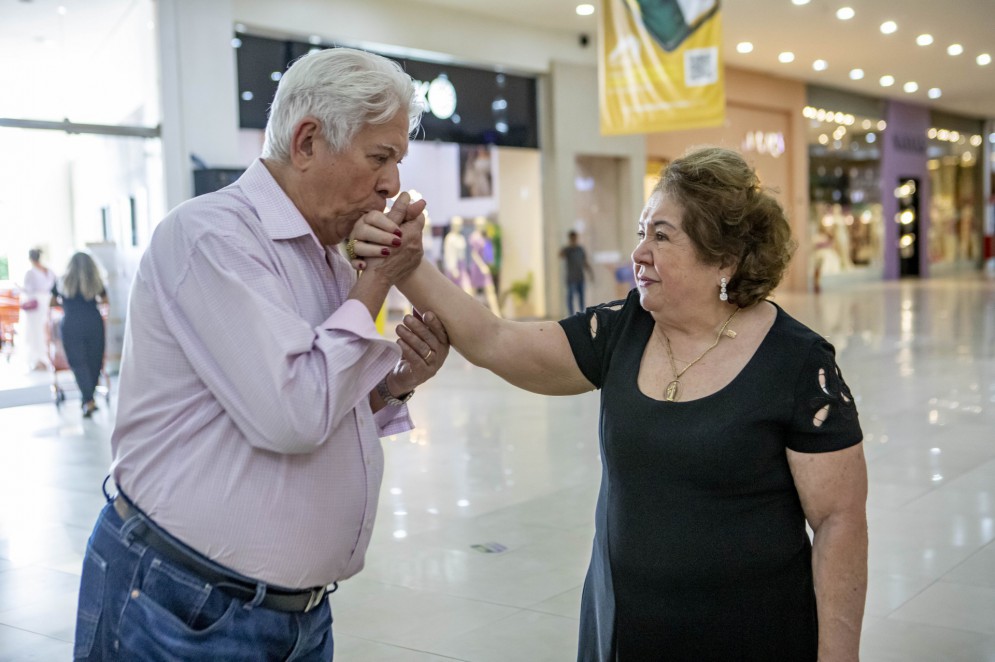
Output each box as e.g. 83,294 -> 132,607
559,291 -> 862,661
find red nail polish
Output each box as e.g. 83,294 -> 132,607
392,238 -> 402,247
394,230 -> 403,238
381,248 -> 390,256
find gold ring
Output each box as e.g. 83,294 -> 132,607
345,238 -> 358,261
423,349 -> 434,361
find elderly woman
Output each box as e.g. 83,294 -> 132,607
357,146 -> 867,660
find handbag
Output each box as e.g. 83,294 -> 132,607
20,298 -> 39,311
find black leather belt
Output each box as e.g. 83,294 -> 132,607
113,496 -> 334,613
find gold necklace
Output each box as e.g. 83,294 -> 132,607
661,308 -> 739,402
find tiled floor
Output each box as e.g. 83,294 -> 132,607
1,273 -> 994,661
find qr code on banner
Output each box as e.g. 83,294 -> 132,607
685,47 -> 718,87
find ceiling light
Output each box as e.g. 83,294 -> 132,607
849,68 -> 864,80
880,21 -> 897,34
576,3 -> 595,16
813,59 -> 828,71
862,119 -> 872,129
978,53 -> 992,66
928,88 -> 942,99
948,44 -> 964,56
778,52 -> 795,63
903,82 -> 919,93
970,135 -> 983,147
791,0 -> 811,4
877,120 -> 887,131
736,42 -> 754,54
836,7 -> 855,20
879,75 -> 895,87
916,34 -> 933,46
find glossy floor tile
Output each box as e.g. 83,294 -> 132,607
0,274 -> 993,660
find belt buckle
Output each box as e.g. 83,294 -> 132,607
303,586 -> 326,613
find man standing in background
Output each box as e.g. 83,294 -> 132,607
560,230 -> 594,315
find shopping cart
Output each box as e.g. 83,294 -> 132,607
49,304 -> 111,408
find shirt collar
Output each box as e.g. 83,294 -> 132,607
239,159 -> 323,246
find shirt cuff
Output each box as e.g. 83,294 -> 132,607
322,298 -> 380,337
375,404 -> 414,437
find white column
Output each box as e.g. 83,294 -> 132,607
156,0 -> 240,210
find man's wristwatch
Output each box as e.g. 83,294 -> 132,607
376,376 -> 413,406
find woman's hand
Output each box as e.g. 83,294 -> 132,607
386,310 -> 450,396
345,192 -> 427,271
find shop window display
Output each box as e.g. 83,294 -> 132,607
927,129 -> 983,267
806,109 -> 885,288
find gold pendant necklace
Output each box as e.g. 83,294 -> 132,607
662,307 -> 739,402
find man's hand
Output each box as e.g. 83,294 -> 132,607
386,310 -> 450,396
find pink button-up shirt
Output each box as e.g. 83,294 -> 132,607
111,159 -> 411,589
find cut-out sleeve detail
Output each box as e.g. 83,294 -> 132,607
558,297 -> 630,389
787,339 -> 863,453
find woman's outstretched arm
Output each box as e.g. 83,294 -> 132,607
398,260 -> 594,396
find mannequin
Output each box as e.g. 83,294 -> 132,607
443,216 -> 473,294
468,216 -> 501,317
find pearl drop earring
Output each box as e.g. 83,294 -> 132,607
719,277 -> 728,302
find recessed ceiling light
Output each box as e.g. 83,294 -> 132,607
916,34 -> 933,46
903,81 -> 919,93
737,42 -> 754,54
880,21 -> 897,34
948,44 -> 964,56
849,68 -> 864,80
576,3 -> 595,16
813,59 -> 828,71
778,52 -> 795,63
836,7 -> 855,20
792,0 -> 811,5
928,88 -> 942,99
977,53 -> 992,66
879,75 -> 895,87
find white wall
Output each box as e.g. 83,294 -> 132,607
543,61 -> 645,317
157,0 -> 241,208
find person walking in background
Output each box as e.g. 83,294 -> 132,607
560,230 -> 594,315
372,146 -> 867,661
53,251 -> 106,418
20,247 -> 57,371
72,47 -> 450,660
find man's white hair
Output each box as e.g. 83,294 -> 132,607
262,47 -> 422,161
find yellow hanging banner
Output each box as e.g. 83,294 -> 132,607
599,0 -> 725,135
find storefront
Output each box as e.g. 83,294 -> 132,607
926,110 -> 986,273
804,86 -> 887,287
804,85 -> 988,284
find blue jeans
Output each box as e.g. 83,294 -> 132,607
74,501 -> 334,661
566,281 -> 586,315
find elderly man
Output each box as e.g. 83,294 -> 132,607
72,48 -> 449,660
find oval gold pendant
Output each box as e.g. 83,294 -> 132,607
665,380 -> 680,402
